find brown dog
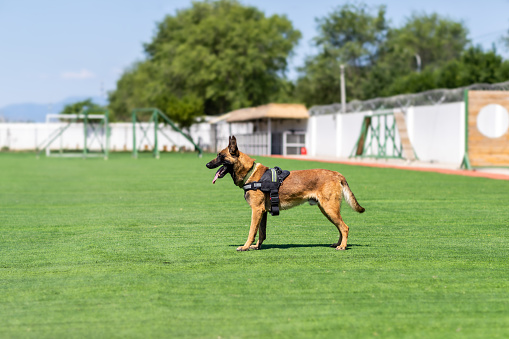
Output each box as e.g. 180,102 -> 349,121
206,136 -> 365,251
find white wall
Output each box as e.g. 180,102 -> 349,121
309,114 -> 336,157
337,112 -> 367,157
0,103 -> 466,166
306,102 -> 464,166
307,111 -> 367,158
0,121 -> 211,153
407,102 -> 464,165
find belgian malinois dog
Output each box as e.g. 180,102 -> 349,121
206,136 -> 365,251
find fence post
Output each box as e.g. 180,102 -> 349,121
132,110 -> 137,158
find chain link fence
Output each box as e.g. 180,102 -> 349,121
309,81 -> 509,115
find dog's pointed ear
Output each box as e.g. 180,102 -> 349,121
228,135 -> 239,157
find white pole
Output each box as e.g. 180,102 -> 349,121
415,54 -> 421,73
340,64 -> 346,113
267,118 -> 272,156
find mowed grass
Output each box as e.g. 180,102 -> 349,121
0,152 -> 508,338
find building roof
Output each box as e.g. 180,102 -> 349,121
225,103 -> 309,123
208,112 -> 231,124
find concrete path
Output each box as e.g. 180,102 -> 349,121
273,155 -> 509,181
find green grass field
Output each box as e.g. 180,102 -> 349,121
1,152 -> 508,338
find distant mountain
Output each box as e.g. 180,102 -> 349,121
0,96 -> 108,122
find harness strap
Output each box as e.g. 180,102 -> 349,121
269,168 -> 280,216
243,182 -> 263,190
243,167 -> 289,216
240,162 -> 257,188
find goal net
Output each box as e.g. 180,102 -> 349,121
38,113 -> 109,159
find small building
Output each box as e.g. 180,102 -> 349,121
210,103 -> 309,155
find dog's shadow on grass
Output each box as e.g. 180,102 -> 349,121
229,243 -> 368,250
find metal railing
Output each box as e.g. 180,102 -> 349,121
310,81 -> 509,115
132,108 -> 202,158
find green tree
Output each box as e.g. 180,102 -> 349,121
383,13 -> 469,71
295,7 -> 472,105
295,52 -> 344,106
295,3 -> 388,106
437,46 -> 509,87
370,12 -> 469,97
109,0 -> 301,124
108,62 -> 157,121
61,98 -> 104,114
386,46 -> 509,94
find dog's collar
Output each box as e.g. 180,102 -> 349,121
240,162 -> 257,188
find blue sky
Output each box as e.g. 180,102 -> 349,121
1,0 -> 508,108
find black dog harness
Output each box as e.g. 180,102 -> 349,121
243,166 -> 290,216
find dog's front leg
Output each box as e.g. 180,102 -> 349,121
237,208 -> 265,252
250,212 -> 267,250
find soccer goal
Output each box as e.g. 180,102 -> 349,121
36,109 -> 110,159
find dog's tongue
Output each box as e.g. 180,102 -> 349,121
212,170 -> 221,184
212,166 -> 228,184
212,166 -> 224,184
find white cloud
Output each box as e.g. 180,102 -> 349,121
61,69 -> 96,80
111,67 -> 124,76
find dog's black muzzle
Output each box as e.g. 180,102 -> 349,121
206,159 -> 220,169
206,157 -> 231,184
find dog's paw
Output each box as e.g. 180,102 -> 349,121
335,246 -> 346,251
236,246 -> 250,252
249,245 -> 261,250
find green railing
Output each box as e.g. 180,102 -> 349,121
461,89 -> 472,170
131,108 -> 202,158
350,110 -> 406,160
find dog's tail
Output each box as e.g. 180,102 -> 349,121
341,177 -> 365,213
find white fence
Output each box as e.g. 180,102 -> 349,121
0,121 -> 211,153
1,102 -> 466,167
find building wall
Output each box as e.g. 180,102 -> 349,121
211,119 -> 307,154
